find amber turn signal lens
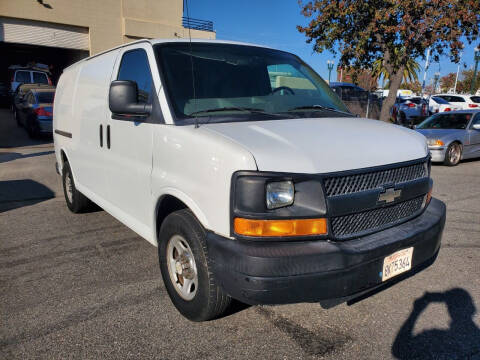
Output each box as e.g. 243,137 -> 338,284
234,218 -> 327,237
426,188 -> 432,205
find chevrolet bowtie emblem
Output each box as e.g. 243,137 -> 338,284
378,187 -> 401,203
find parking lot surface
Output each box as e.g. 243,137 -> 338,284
1,108 -> 479,359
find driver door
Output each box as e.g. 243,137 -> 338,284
103,44 -> 161,239
467,113 -> 480,157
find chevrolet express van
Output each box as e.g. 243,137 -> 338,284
53,39 -> 446,321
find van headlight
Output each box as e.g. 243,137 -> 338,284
231,172 -> 327,239
266,181 -> 294,209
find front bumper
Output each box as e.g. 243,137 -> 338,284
207,198 -> 446,305
428,147 -> 446,162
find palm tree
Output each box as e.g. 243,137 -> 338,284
372,48 -> 421,87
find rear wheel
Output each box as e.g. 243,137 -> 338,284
158,209 -> 231,321
26,120 -> 39,139
444,142 -> 462,166
14,109 -> 21,127
62,161 -> 92,213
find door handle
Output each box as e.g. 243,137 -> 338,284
107,125 -> 110,149
99,124 -> 103,147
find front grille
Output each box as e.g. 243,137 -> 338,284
331,196 -> 424,238
324,162 -> 427,197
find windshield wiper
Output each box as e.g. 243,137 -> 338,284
187,106 -> 285,117
288,105 -> 354,117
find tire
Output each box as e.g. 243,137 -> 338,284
62,161 -> 92,213
26,120 -> 39,139
444,142 -> 462,166
158,209 -> 231,321
14,109 -> 21,127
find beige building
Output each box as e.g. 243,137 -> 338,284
0,0 -> 215,82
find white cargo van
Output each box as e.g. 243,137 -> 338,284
53,39 -> 446,321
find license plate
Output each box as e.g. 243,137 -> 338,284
382,247 -> 413,281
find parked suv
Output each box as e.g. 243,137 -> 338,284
54,39 -> 446,321
8,66 -> 52,94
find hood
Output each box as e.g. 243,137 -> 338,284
203,117 -> 428,173
416,128 -> 465,140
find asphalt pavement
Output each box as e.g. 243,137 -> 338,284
1,108 -> 479,359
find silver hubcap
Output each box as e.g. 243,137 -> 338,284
65,173 -> 73,203
166,235 -> 198,301
449,144 -> 461,164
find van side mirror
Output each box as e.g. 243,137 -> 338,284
109,80 -> 152,117
473,124 -> 480,130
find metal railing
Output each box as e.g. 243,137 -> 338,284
182,17 -> 214,32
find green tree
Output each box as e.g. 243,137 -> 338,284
297,0 -> 480,121
401,81 -> 422,94
372,48 -> 421,86
440,73 -> 457,93
459,69 -> 480,93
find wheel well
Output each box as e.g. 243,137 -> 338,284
448,140 -> 463,149
60,150 -> 68,165
156,195 -> 188,236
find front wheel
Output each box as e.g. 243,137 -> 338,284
444,142 -> 462,166
158,209 -> 231,321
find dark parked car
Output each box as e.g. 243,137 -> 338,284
12,83 -> 54,118
15,88 -> 55,138
329,82 -> 378,102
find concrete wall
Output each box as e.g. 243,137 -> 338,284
0,0 -> 215,55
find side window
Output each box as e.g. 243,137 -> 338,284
33,72 -> 49,84
117,49 -> 153,104
450,96 -> 465,102
15,71 -> 31,83
471,113 -> 480,127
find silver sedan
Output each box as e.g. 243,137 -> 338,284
415,110 -> 480,166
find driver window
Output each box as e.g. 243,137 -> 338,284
117,49 -> 153,104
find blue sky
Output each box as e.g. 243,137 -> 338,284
187,1 -> 479,86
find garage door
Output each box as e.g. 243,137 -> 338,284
0,17 -> 89,51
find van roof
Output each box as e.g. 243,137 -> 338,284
64,38 -> 272,71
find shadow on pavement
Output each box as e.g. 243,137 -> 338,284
0,151 -> 55,164
0,179 -> 55,212
0,109 -> 53,148
0,133 -> 53,149
392,288 -> 480,359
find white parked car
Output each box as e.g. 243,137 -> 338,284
434,94 -> 480,110
53,39 -> 446,321
428,96 -> 461,114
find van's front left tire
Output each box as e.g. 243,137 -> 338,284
158,209 -> 231,321
62,161 -> 92,213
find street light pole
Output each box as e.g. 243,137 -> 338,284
433,72 -> 440,94
421,48 -> 430,97
327,60 -> 334,84
454,51 -> 462,94
470,47 -> 480,95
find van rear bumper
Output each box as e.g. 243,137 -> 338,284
206,198 -> 446,305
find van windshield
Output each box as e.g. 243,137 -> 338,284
154,43 -> 351,124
